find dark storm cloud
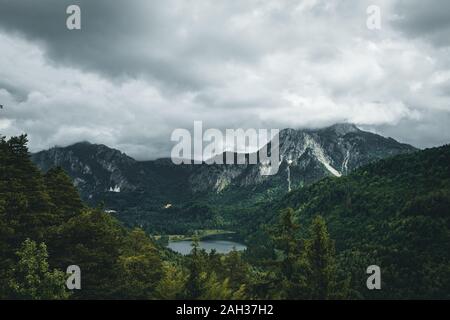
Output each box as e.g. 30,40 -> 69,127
0,0 -> 450,158
366,110 -> 450,149
392,0 -> 450,47
0,80 -> 28,102
0,0 -> 270,91
0,0 -> 195,89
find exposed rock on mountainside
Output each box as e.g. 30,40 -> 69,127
31,124 -> 417,211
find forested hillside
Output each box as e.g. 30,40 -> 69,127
31,124 -> 416,235
0,135 -> 345,299
245,144 -> 450,299
1,135 -> 449,299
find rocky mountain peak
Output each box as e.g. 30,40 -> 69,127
31,124 -> 418,208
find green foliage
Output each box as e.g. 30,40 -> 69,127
260,145 -> 450,299
8,239 -> 69,300
255,209 -> 347,299
0,135 -> 166,299
0,135 -> 55,243
1,134 -> 449,300
155,262 -> 188,299
302,216 -> 344,299
269,208 -> 301,281
116,229 -> 164,299
185,237 -> 207,299
198,272 -> 246,300
44,167 -> 84,221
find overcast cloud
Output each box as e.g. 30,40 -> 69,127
0,0 -> 450,159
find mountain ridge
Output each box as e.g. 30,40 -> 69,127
31,123 -> 418,232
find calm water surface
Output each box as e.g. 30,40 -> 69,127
167,239 -> 246,255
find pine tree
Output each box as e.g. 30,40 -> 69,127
270,207 -> 301,280
8,239 -> 69,300
0,196 -> 14,298
186,236 -> 207,299
0,135 -> 56,296
44,167 -> 84,222
266,207 -> 308,299
116,229 -> 164,299
200,272 -> 246,300
303,216 -> 338,299
52,208 -> 125,299
222,249 -> 249,291
155,262 -> 188,299
0,135 -> 55,242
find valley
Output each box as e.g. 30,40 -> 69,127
31,123 -> 417,238
1,132 -> 449,299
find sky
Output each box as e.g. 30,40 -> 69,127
0,0 -> 450,159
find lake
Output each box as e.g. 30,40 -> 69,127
167,234 -> 247,255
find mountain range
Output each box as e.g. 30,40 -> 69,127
4,127 -> 449,299
31,123 -> 417,232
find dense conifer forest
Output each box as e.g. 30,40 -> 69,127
1,135 -> 449,299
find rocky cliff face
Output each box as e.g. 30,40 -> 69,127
31,124 -> 417,207
182,123 -> 417,194
31,141 -> 139,201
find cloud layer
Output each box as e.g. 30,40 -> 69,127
1,0 -> 450,159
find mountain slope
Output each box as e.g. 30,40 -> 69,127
180,124 -> 416,196
31,142 -> 193,205
247,144 -> 450,298
31,124 -> 417,232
